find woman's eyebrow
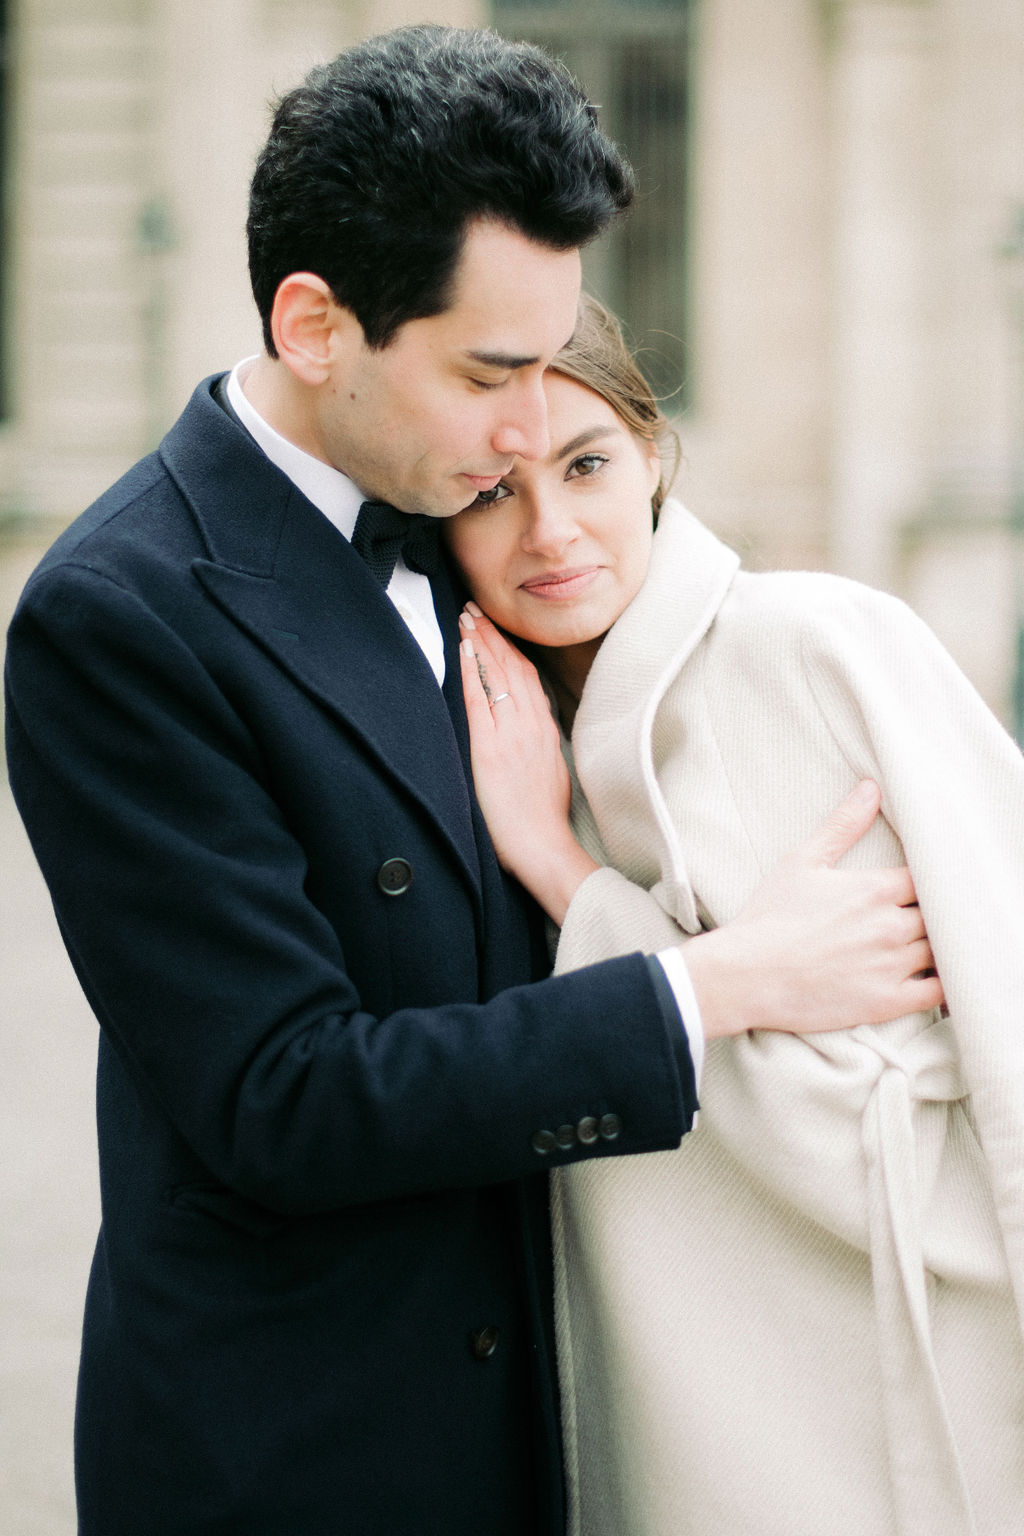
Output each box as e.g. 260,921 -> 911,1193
555,425 -> 622,460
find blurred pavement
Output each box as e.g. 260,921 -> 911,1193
1,756 -> 100,1529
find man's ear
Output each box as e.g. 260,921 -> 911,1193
269,273 -> 362,384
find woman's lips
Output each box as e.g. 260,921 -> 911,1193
519,567 -> 601,600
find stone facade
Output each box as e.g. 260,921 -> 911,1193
1,0 -> 1022,722
681,0 -> 1024,725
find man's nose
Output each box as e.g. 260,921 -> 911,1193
490,380 -> 550,462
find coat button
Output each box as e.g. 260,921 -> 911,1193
555,1124 -> 577,1150
469,1326 -> 500,1360
576,1116 -> 600,1146
376,857 -> 413,896
531,1129 -> 556,1155
599,1113 -> 622,1142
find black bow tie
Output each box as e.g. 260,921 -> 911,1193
350,500 -> 442,587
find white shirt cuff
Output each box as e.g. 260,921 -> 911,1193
655,947 -> 705,1090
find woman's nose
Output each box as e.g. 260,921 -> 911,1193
520,500 -> 579,557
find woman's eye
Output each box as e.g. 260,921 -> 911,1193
569,453 -> 609,479
473,483 -> 512,507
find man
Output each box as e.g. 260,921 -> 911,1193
5,26 -> 940,1535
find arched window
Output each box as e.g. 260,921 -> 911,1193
493,0 -> 692,401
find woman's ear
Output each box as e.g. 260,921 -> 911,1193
269,273 -> 361,385
643,435 -> 663,501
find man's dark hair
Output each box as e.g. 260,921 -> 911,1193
247,24 -> 634,353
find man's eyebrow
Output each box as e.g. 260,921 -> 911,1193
464,349 -> 541,371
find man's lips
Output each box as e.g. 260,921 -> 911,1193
519,567 -> 602,600
462,472 -> 509,491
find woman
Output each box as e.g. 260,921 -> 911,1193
445,295 -> 1024,1536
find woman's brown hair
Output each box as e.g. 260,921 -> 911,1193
547,292 -> 676,515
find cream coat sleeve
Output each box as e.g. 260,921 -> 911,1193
556,867 -> 690,972
798,580 -> 1024,1311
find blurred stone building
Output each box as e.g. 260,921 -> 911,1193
1,0 -> 1023,725
0,7 -> 1021,1529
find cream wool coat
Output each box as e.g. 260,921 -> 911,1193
552,501 -> 1024,1536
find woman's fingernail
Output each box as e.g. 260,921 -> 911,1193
460,637 -> 475,656
460,611 -> 476,631
466,601 -> 483,618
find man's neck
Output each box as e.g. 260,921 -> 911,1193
241,354 -> 330,464
225,358 -> 366,540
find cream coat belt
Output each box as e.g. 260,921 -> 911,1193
861,1020 -> 973,1535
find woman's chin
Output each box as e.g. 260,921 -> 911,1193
511,617 -> 608,653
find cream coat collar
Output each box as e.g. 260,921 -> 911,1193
571,500 -> 739,935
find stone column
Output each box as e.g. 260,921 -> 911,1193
153,0 -> 267,421
682,0 -> 834,571
10,0 -> 157,520
826,0 -> 935,588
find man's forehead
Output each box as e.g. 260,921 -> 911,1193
382,223 -> 580,366
446,220 -> 582,314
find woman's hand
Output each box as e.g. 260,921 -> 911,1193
459,603 -> 599,925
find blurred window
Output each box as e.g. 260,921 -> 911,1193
492,0 -> 692,401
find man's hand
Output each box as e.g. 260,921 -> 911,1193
686,780 -> 944,1039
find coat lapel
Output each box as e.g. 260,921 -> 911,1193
160,379 -> 482,900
